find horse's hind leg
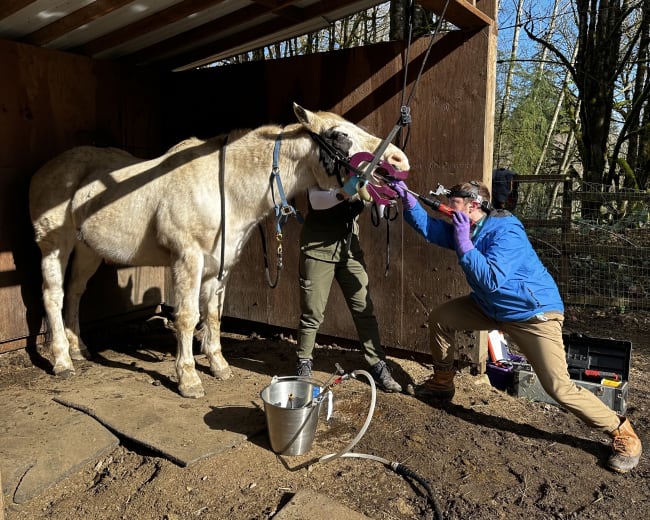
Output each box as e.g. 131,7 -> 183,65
172,251 -> 205,398
199,277 -> 233,380
39,240 -> 75,377
64,243 -> 102,360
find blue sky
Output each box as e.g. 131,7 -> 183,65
496,0 -> 575,62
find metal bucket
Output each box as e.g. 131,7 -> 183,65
260,376 -> 325,456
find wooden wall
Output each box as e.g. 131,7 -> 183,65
0,4 -> 496,366
0,38 -> 166,353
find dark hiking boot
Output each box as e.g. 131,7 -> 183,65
296,358 -> 313,378
608,417 -> 642,473
371,360 -> 402,393
415,369 -> 456,401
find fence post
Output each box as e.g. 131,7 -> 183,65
560,178 -> 572,296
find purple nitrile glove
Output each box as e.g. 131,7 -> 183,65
391,180 -> 417,210
452,210 -> 474,256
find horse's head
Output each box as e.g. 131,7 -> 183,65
293,103 -> 410,201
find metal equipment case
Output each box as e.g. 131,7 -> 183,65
512,333 -> 632,414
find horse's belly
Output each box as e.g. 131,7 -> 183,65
79,216 -> 169,266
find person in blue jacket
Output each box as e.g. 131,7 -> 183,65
392,179 -> 641,474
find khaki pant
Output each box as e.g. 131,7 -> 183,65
296,254 -> 383,367
430,295 -> 620,432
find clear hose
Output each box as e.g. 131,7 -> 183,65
317,369 -> 376,464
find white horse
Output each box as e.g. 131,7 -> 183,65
29,103 -> 410,398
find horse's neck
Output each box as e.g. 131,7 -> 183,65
268,128 -> 318,199
223,126 -> 316,232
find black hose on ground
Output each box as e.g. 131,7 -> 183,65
392,462 -> 444,520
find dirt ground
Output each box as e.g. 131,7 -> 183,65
1,306 -> 649,520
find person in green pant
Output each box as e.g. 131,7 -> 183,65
295,183 -> 402,392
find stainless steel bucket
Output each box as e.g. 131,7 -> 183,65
260,376 -> 325,456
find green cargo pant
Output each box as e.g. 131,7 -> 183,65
296,253 -> 384,367
429,295 -> 621,432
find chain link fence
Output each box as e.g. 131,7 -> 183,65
511,175 -> 650,312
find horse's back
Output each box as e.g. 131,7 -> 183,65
29,146 -> 139,243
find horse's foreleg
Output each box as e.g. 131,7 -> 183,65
199,278 -> 232,380
172,252 -> 205,398
64,243 -> 102,360
39,244 -> 75,377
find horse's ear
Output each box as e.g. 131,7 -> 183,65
293,103 -> 313,128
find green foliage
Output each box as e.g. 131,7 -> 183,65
495,69 -> 568,175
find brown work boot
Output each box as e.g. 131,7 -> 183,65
607,417 -> 642,473
415,369 -> 456,401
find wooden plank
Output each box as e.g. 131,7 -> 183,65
0,0 -> 34,19
73,0 -> 231,56
418,0 -> 494,28
22,0 -> 133,46
0,334 -> 45,355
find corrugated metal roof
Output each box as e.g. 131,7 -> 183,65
0,1 -> 492,71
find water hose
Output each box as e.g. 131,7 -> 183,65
317,370 -> 377,464
313,369 -> 444,520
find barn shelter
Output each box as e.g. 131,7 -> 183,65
0,0 -> 496,505
0,0 -> 496,362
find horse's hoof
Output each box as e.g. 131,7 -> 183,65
70,349 -> 92,361
212,366 -> 233,380
54,368 -> 76,379
179,384 -> 205,399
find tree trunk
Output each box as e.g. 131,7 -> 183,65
533,45 -> 578,176
495,0 -> 524,167
574,0 -> 626,186
390,1 -> 433,41
536,0 -> 560,78
390,0 -> 408,40
618,0 -> 650,189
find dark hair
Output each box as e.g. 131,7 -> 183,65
448,181 -> 491,204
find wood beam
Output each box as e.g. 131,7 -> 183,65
0,0 -> 35,19
126,0 -> 354,68
73,0 -> 231,56
123,3 -> 271,66
22,0 -> 134,46
418,0 -> 493,28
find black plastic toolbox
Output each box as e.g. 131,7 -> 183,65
511,333 -> 632,414
487,334 -> 632,415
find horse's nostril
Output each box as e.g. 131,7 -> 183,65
388,152 -> 408,169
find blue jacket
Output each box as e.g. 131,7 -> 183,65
404,203 -> 564,321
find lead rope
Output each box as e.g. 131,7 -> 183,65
218,134 -> 229,281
